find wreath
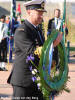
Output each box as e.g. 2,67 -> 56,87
26,30 -> 69,100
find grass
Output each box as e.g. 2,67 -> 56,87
66,19 -> 75,44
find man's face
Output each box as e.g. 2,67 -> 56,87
54,10 -> 60,18
28,10 -> 44,25
0,18 -> 5,23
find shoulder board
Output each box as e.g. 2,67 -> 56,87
17,28 -> 24,31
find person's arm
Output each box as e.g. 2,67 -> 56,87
53,33 -> 62,47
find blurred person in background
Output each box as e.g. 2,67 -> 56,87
6,16 -> 10,54
21,19 -> 25,24
0,15 -> 8,71
47,9 -> 68,70
9,16 -> 20,63
47,9 -> 68,36
13,17 -> 20,34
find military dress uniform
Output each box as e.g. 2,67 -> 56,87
7,0 -> 46,100
7,19 -> 45,100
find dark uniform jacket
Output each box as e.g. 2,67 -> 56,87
48,18 -> 55,34
7,20 -> 45,87
47,18 -> 68,36
47,18 -> 62,36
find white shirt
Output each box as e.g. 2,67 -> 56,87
55,17 -> 62,30
0,22 -> 8,43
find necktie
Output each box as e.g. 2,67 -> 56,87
56,19 -> 58,25
36,27 -> 43,44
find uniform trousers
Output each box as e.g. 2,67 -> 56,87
12,83 -> 44,100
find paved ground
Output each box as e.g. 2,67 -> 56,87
0,63 -> 75,100
55,63 -> 75,100
0,63 -> 13,100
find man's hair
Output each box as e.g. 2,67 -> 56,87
0,15 -> 6,19
54,9 -> 60,13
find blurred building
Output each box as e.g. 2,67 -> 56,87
0,2 -> 11,17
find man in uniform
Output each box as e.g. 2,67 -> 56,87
7,0 -> 62,100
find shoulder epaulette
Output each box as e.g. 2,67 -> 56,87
17,28 -> 24,31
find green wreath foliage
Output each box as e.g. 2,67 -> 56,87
38,30 -> 69,99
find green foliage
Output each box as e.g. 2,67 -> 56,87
38,30 -> 69,99
66,19 -> 75,43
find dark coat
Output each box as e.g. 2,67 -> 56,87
7,20 -> 45,87
47,18 -> 55,35
47,18 -> 68,36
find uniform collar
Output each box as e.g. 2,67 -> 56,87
24,20 -> 38,34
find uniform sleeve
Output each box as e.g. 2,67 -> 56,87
14,28 -> 33,55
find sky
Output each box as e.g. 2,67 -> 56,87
0,0 -> 75,2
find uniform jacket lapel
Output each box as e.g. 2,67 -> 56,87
24,20 -> 44,46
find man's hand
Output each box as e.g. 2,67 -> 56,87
34,46 -> 42,58
2,38 -> 5,40
63,23 -> 67,28
53,33 -> 62,47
